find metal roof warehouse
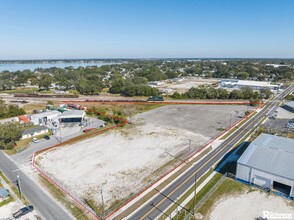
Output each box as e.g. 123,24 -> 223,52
236,133 -> 294,198
59,110 -> 85,123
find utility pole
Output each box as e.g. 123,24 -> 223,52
17,175 -> 22,200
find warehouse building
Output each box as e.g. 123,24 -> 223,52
236,133 -> 294,198
30,110 -> 61,125
219,79 -> 280,91
283,101 -> 294,113
59,110 -> 85,123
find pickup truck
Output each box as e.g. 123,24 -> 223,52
12,205 -> 34,219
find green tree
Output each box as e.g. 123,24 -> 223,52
38,74 -> 53,90
0,122 -> 22,150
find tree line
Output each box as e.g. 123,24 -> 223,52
0,99 -> 26,119
171,85 -> 272,101
0,59 -> 292,96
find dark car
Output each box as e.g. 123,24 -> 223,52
44,135 -> 50,140
13,205 -> 34,219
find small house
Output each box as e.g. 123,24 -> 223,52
21,125 -> 49,139
0,188 -> 9,201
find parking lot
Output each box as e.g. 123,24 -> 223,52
264,118 -> 294,132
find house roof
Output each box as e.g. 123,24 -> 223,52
238,133 -> 294,180
21,125 -> 48,136
18,115 -> 30,123
0,188 -> 9,198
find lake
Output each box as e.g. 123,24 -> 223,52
0,61 -> 116,72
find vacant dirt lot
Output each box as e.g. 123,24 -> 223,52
157,77 -> 217,93
136,105 -> 250,137
38,104 -> 249,209
209,191 -> 294,220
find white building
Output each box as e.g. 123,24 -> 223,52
149,81 -> 165,87
30,110 -> 61,125
21,125 -> 49,139
219,79 -> 280,91
236,133 -> 294,198
265,64 -> 291,68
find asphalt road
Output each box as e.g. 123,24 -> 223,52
0,151 -> 74,220
129,85 -> 294,220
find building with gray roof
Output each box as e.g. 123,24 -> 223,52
236,133 -> 294,198
21,125 -> 49,139
59,110 -> 85,123
283,101 -> 294,113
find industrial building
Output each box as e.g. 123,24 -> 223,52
29,110 -> 61,125
219,79 -> 280,91
59,110 -> 85,123
283,101 -> 294,113
236,133 -> 294,198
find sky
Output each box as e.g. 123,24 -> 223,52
0,0 -> 294,59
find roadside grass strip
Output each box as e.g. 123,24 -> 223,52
0,171 -> 28,205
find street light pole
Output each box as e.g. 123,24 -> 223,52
17,175 -> 22,200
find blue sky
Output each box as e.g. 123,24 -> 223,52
0,0 -> 293,59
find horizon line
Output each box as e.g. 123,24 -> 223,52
1,57 -> 294,62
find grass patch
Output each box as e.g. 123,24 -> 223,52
0,196 -> 14,208
5,131 -> 53,155
0,87 -> 39,94
39,175 -> 90,220
174,173 -> 223,220
195,179 -> 249,219
22,103 -> 47,113
0,171 -> 28,205
216,128 -> 226,131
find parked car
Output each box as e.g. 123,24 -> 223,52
13,205 -> 34,219
32,137 -> 38,143
43,135 -> 50,140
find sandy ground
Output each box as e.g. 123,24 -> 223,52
209,191 -> 294,220
0,201 -> 18,218
38,105 -> 249,208
157,78 -> 217,93
136,105 -> 250,137
39,123 -> 207,207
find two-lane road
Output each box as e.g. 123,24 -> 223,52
0,151 -> 74,220
129,85 -> 293,220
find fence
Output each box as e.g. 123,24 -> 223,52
184,173 -> 227,220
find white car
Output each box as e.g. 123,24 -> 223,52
32,137 -> 39,143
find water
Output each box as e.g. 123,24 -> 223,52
0,61 -> 116,72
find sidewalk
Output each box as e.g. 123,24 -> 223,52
0,175 -> 23,206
